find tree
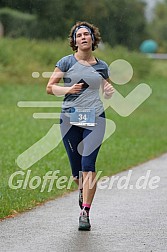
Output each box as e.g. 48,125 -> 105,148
0,0 -> 148,49
147,0 -> 167,51
0,0 -> 36,14
70,0 -> 147,49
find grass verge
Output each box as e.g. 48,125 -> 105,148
0,39 -> 167,219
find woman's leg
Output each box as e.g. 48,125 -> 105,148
82,171 -> 97,205
60,113 -> 84,180
60,113 -> 85,210
81,113 -> 106,208
78,114 -> 105,230
78,113 -> 105,217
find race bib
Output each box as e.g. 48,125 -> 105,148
70,108 -> 96,126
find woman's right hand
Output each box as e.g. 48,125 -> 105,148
46,67 -> 84,96
67,83 -> 83,94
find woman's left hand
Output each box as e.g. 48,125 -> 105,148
103,80 -> 114,98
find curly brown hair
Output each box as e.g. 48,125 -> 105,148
69,21 -> 101,51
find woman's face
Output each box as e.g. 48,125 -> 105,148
75,28 -> 93,50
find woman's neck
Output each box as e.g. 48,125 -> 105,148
74,50 -> 97,65
75,50 -> 93,61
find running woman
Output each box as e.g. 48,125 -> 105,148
46,21 -> 114,231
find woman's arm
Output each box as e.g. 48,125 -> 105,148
101,78 -> 114,99
46,67 -> 83,96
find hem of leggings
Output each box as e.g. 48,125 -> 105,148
82,167 -> 96,173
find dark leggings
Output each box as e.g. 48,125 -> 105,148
60,112 -> 106,179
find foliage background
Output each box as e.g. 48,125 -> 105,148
0,0 -> 148,49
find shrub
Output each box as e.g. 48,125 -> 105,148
96,45 -> 152,82
0,7 -> 36,38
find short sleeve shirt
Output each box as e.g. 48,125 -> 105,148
56,54 -> 109,116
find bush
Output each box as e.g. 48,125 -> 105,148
0,7 -> 36,38
96,45 -> 153,82
0,38 -> 153,85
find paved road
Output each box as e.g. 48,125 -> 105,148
0,153 -> 167,252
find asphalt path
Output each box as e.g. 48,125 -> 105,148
0,153 -> 167,252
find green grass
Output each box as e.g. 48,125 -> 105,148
0,38 -> 167,219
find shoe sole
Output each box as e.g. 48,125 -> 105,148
78,227 -> 91,231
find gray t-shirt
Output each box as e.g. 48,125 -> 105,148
56,54 -> 109,116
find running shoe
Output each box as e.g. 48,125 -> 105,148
78,210 -> 91,231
